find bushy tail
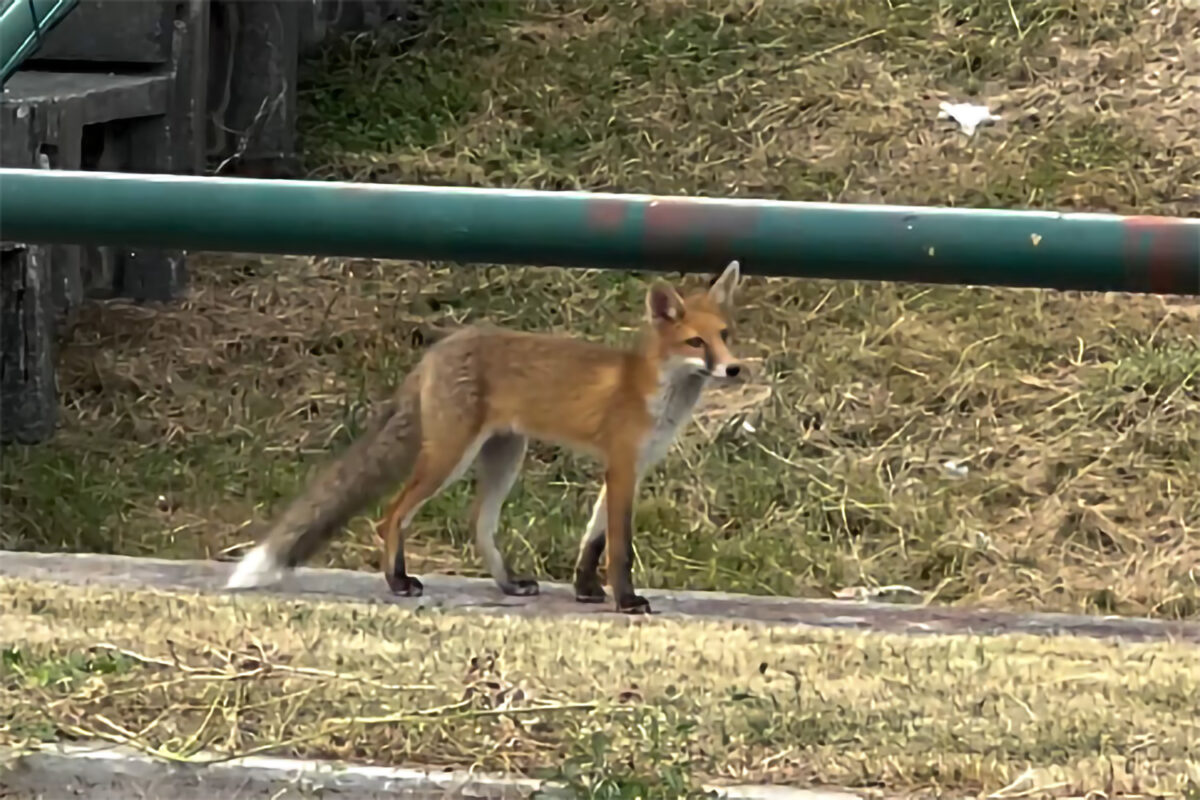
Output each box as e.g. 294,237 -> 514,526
225,384 -> 422,590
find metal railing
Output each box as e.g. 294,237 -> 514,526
1,167 -> 1197,295
0,0 -> 79,85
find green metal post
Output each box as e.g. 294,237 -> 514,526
0,0 -> 79,85
0,168 -> 1197,295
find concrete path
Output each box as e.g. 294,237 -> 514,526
3,551 -> 1198,643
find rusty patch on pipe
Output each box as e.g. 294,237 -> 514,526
585,197 -> 634,232
642,198 -> 761,267
1122,215 -> 1200,295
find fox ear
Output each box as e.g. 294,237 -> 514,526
707,260 -> 741,307
646,282 -> 686,323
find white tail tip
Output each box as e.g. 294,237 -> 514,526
224,543 -> 285,590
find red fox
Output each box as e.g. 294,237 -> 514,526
225,260 -> 744,613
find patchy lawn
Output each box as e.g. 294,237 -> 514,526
3,579 -> 1198,797
3,0 -> 1199,619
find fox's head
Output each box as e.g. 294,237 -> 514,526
646,259 -> 744,380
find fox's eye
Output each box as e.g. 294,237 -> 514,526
685,337 -> 705,348
719,329 -> 730,342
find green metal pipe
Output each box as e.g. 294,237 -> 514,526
1,168 -> 1197,295
0,0 -> 79,85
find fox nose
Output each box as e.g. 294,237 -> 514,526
725,364 -> 741,378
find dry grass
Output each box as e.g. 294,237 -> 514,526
2,578 -> 1199,797
2,0 -> 1200,620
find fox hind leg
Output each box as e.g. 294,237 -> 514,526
471,433 -> 538,596
378,432 -> 485,597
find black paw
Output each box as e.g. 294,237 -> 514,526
616,594 -> 651,614
574,573 -> 606,603
502,577 -> 540,597
386,573 -> 424,597
575,589 -> 607,604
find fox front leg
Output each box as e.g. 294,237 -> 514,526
573,486 -> 608,603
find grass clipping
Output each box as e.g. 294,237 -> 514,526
2,579 -> 1198,797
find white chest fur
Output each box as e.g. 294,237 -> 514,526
639,368 -> 707,473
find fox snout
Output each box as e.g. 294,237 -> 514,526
713,362 -> 743,380
681,356 -> 744,379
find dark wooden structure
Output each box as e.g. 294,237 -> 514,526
0,0 -> 410,443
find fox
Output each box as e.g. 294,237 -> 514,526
224,259 -> 745,614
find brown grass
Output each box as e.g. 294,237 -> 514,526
2,0 -> 1199,622
3,578 -> 1199,797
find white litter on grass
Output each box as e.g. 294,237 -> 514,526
942,459 -> 969,478
937,101 -> 1001,135
833,584 -> 926,603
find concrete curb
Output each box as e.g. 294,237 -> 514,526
0,741 -> 865,800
